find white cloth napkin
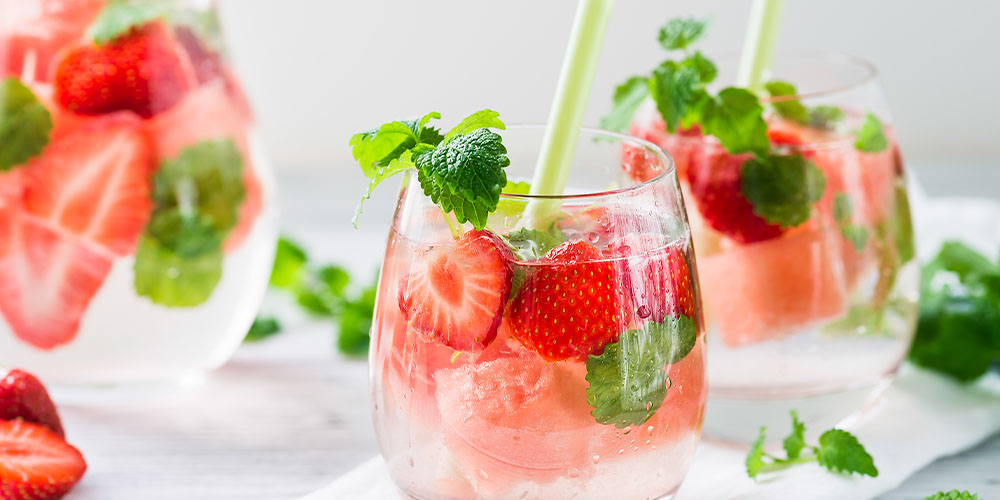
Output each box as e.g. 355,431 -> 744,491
304,195 -> 1000,500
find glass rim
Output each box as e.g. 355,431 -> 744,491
713,50 -> 879,103
496,124 -> 675,201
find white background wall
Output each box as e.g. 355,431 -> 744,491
218,0 -> 999,174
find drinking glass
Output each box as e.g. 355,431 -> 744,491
0,0 -> 277,387
629,53 -> 918,440
369,126 -> 707,500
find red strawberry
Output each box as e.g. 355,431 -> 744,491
0,215 -> 113,350
0,0 -> 103,82
605,234 -> 695,322
508,241 -> 632,361
398,230 -> 513,352
620,143 -> 663,183
0,369 -> 64,438
53,22 -> 194,118
22,113 -> 155,256
686,146 -> 785,244
0,420 -> 87,500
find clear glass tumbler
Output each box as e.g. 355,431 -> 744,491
628,53 -> 918,440
0,0 -> 277,387
369,126 -> 707,500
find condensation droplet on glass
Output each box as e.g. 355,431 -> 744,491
657,468 -> 664,477
618,448 -> 625,455
645,439 -> 652,445
647,425 -> 654,434
622,426 -> 631,435
407,457 -> 414,468
592,455 -> 600,464
588,231 -> 600,243
636,305 -> 651,319
567,467 -> 580,478
478,469 -> 489,480
645,401 -> 652,410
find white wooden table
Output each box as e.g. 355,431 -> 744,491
60,169 -> 1000,499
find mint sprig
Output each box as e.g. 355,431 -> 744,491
87,0 -> 167,45
746,411 -> 878,479
764,80 -> 846,131
833,192 -> 869,252
741,153 -> 826,228
351,110 -> 509,230
586,315 -> 697,428
855,113 -> 888,153
0,78 -> 52,171
922,491 -> 982,500
600,76 -> 651,133
657,18 -> 708,51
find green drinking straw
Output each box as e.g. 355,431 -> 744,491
525,0 -> 615,226
736,0 -> 786,90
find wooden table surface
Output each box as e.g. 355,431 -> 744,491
60,170 -> 999,499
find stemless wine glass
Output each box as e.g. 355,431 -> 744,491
629,53 -> 918,440
369,126 -> 707,500
0,0 -> 277,387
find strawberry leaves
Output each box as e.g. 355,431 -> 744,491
351,110 -> 509,230
0,78 -> 53,171
585,315 -> 697,428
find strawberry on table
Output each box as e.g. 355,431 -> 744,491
22,113 -> 155,256
53,21 -> 194,118
0,420 -> 86,500
509,240 -> 632,361
398,230 -> 514,352
0,369 -> 64,438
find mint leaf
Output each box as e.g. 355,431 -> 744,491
585,315 -> 697,428
855,113 -> 888,153
406,111 -> 444,146
808,105 -> 845,130
0,78 -> 52,171
245,316 -> 281,342
152,139 -> 246,235
144,209 -> 223,257
741,153 -> 826,228
782,411 -> 807,459
270,237 -> 308,289
338,275 -> 377,357
133,234 -> 222,307
496,180 -> 531,218
600,76 -> 651,133
833,192 -> 869,252
414,128 -> 510,230
765,81 -> 810,124
352,150 -> 417,227
746,426 -> 767,479
657,18 -> 708,51
686,51 -> 717,84
816,429 -> 878,476
443,109 -> 504,144
350,121 -> 419,177
922,491 -> 982,500
295,264 -> 351,316
701,88 -> 770,157
504,227 -> 564,261
649,61 -> 701,132
87,0 -> 167,45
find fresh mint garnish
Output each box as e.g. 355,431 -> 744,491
746,411 -> 878,479
351,110 -> 509,230
135,139 -> 245,307
740,153 -> 826,228
586,315 -> 697,428
601,76 -> 651,133
833,192 -> 869,252
0,78 -> 52,171
649,61 -> 701,133
909,241 -> 1000,381
503,228 -> 564,261
87,0 -> 167,45
809,105 -> 846,130
922,491 -> 982,500
245,316 -> 282,342
657,18 -> 708,50
855,113 -> 888,153
495,180 -> 532,218
700,87 -> 770,157
764,80 -> 846,131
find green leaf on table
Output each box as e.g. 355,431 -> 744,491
0,78 -> 52,171
414,127 -> 510,230
337,276 -> 378,357
245,316 -> 282,342
855,113 -> 888,153
495,180 -> 532,218
745,426 -> 767,479
87,0 -> 167,45
657,18 -> 708,51
600,76 -> 651,133
764,80 -> 810,124
922,491 -> 982,500
701,87 -> 770,157
816,429 -> 878,476
443,109 -> 504,144
270,237 -> 309,289
782,411 -> 807,460
649,61 -> 701,132
133,234 -> 223,307
833,192 -> 869,252
585,315 -> 697,428
740,153 -> 826,228
295,264 -> 351,316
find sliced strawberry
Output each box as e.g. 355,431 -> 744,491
686,145 -> 786,244
22,113 -> 154,256
398,230 -> 513,352
0,215 -> 113,350
605,234 -> 695,322
0,369 -> 64,438
0,0 -> 103,82
509,241 -> 632,361
53,21 -> 194,118
0,420 -> 86,500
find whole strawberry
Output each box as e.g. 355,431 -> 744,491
509,240 -> 632,361
686,146 -> 785,244
605,234 -> 695,322
0,420 -> 86,500
0,369 -> 64,438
